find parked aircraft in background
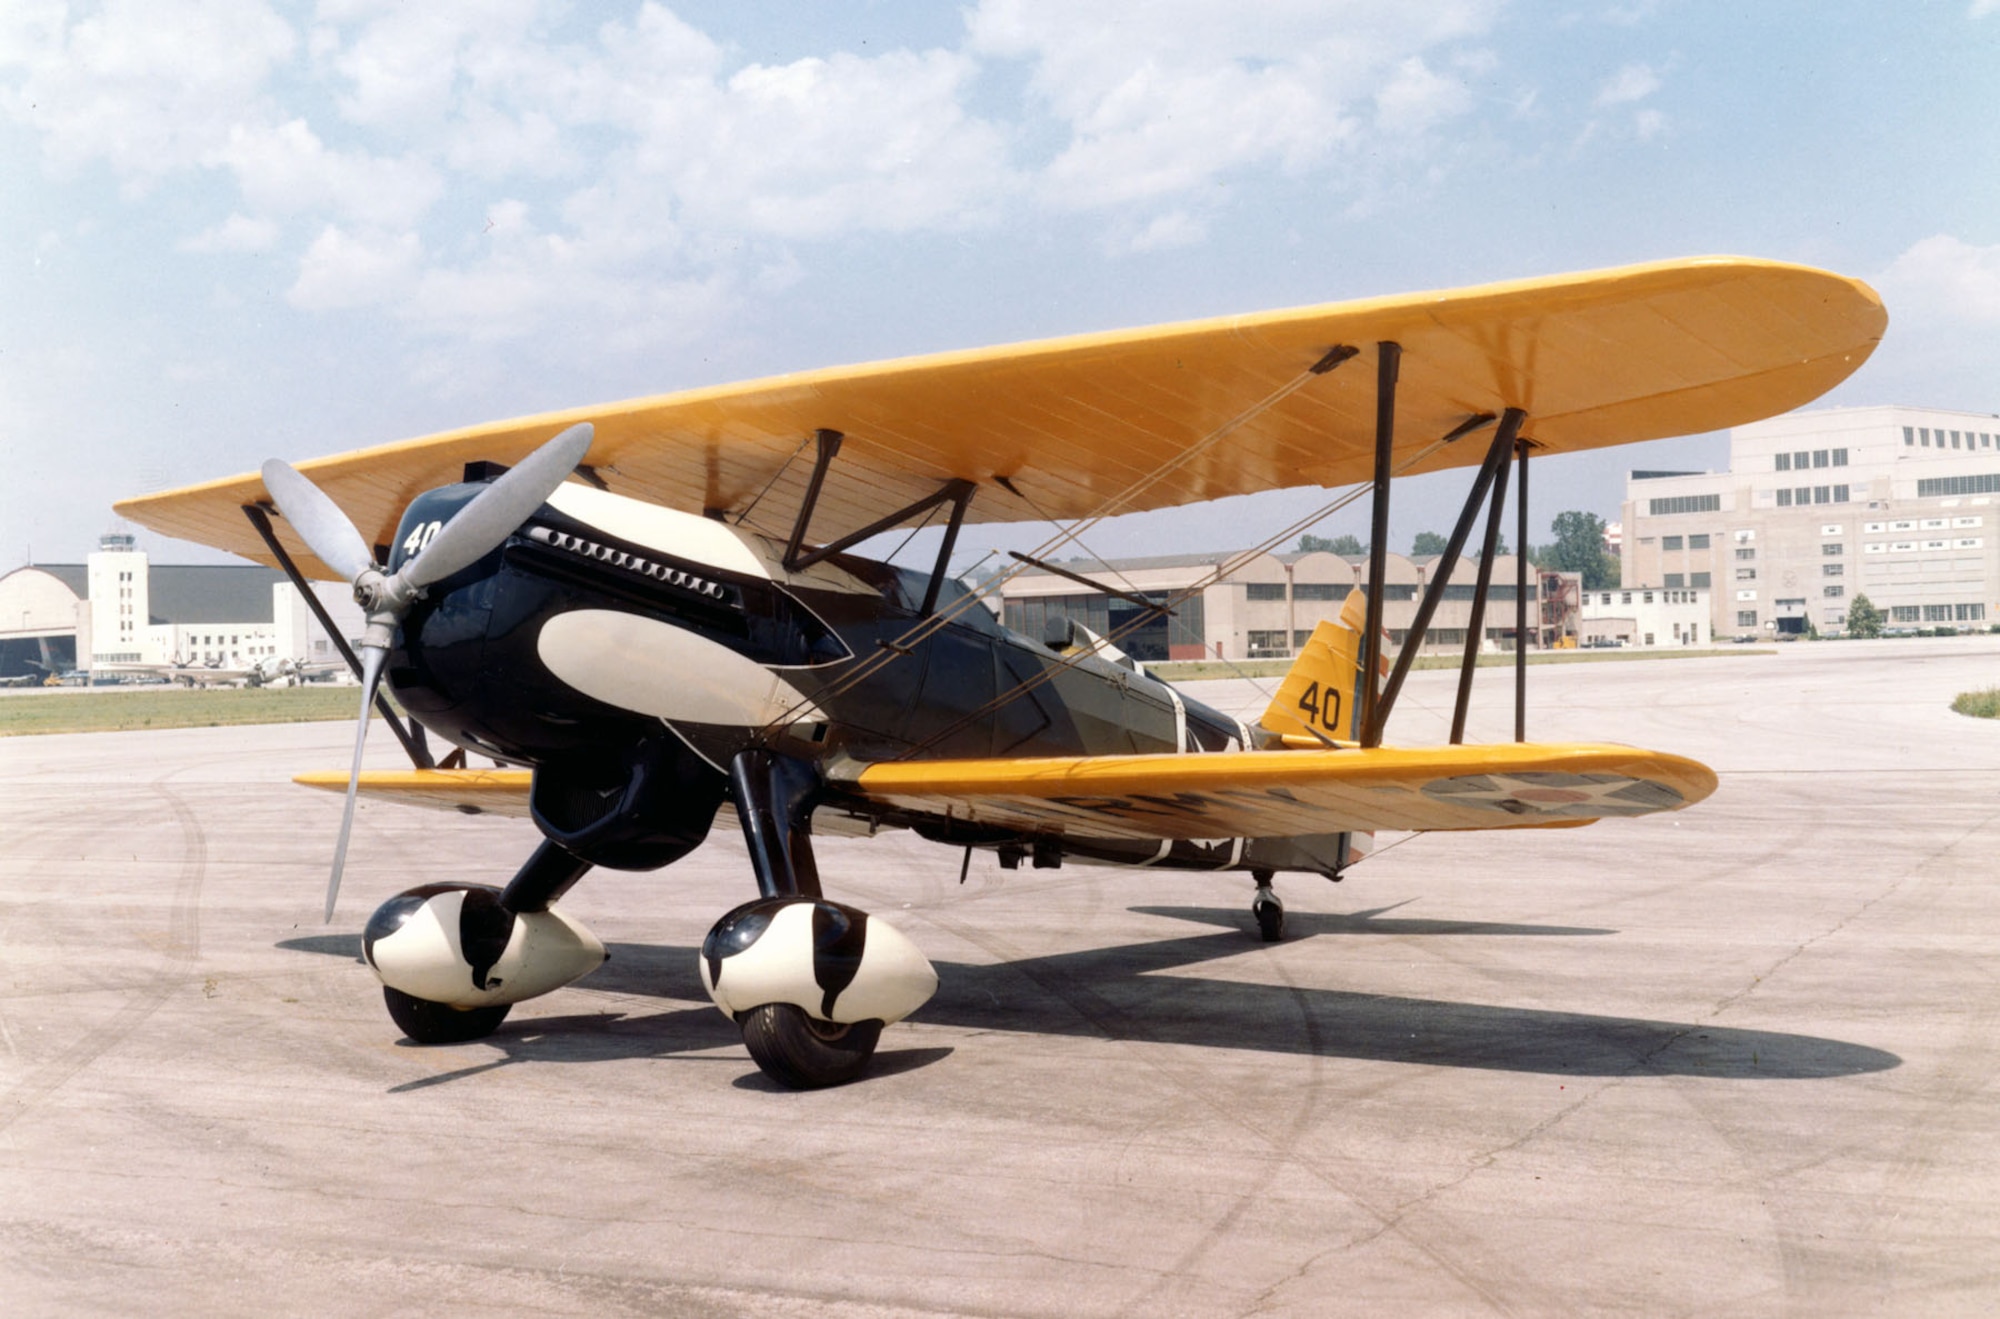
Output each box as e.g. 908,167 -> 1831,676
116,257 -> 1885,1088
93,656 -> 345,688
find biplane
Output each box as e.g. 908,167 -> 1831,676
116,256 -> 1885,1088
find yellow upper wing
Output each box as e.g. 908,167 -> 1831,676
118,256 -> 1883,579
833,743 -> 1717,840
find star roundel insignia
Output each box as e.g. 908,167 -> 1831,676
1420,771 -> 1684,818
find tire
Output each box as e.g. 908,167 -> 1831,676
740,1003 -> 883,1089
383,985 -> 511,1044
1253,896 -> 1285,943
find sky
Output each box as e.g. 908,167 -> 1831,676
5,0 -> 1999,574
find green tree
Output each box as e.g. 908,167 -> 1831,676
1544,510 -> 1619,589
1845,593 -> 1884,638
1411,530 -> 1449,556
1299,533 -> 1365,556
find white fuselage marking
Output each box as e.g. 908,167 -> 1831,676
538,609 -> 819,727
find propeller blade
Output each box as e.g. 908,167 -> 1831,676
325,644 -> 388,922
260,459 -> 377,583
403,422 -> 594,588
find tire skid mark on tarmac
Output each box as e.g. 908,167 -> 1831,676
898,901 -> 1525,1317
0,777 -> 205,1136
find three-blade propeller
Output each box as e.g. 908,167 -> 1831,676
261,423 -> 595,921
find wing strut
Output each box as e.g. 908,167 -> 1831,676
240,502 -> 434,769
1515,440 -> 1531,742
780,427 -> 976,617
1357,342 -> 1399,746
1450,421 -> 1519,743
1363,408 -> 1526,747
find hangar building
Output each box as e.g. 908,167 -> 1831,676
0,533 -> 361,681
996,549 -> 1571,662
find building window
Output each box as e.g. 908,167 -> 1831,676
1924,604 -> 1953,623
1690,572 -> 1711,588
1735,547 -> 1756,560
1642,591 -> 1654,604
1291,583 -> 1347,601
1904,426 -> 1915,446
1794,451 -> 1810,469
1665,573 -> 1685,588
1245,583 -> 1287,601
1775,453 -> 1791,471
1959,604 -> 1987,622
1247,630 -> 1289,653
1833,485 -> 1848,502
1737,611 -> 1758,627
1921,428 -> 1931,446
1891,605 -> 1920,623
1648,494 -> 1722,516
1663,535 -> 1683,551
1823,542 -> 1844,555
1917,473 -> 2000,498
1777,489 -> 1793,507
1736,567 -> 1757,580
1813,449 -> 1829,468
1823,586 -> 1844,598
1688,533 -> 1711,550
1823,563 -> 1844,577
1833,448 -> 1848,466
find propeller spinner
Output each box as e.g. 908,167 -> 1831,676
261,423 -> 595,921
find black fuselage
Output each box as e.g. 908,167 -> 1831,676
382,480 -> 1340,878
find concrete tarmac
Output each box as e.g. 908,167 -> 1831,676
2,637 -> 1998,1316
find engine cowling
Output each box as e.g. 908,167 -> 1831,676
362,883 -> 607,1008
699,897 -> 936,1026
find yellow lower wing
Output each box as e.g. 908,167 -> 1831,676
835,743 -> 1715,841
295,769 -> 534,818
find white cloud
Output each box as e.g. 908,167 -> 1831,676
288,225 -> 421,310
0,0 -> 295,182
4,0 -> 1529,381
1123,210 -> 1207,253
1376,57 -> 1474,135
209,119 -> 443,230
1879,235 -> 2000,325
1594,62 -> 1660,106
182,213 -> 280,253
968,0 -> 1502,209
1971,1 -> 1999,19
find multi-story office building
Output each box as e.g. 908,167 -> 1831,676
1621,406 -> 2000,638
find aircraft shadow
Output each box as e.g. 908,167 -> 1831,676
1128,903 -> 1618,940
278,916 -> 1901,1082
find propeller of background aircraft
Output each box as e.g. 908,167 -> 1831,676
261,422 -> 595,920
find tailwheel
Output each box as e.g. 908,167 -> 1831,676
740,1003 -> 883,1090
382,985 -> 510,1044
1252,887 -> 1286,943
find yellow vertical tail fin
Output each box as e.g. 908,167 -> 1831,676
1260,591 -> 1379,746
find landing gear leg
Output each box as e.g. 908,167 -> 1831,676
1250,868 -> 1285,943
728,748 -> 822,900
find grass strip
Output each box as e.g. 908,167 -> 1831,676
1951,688 -> 2000,719
0,686 -> 384,737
